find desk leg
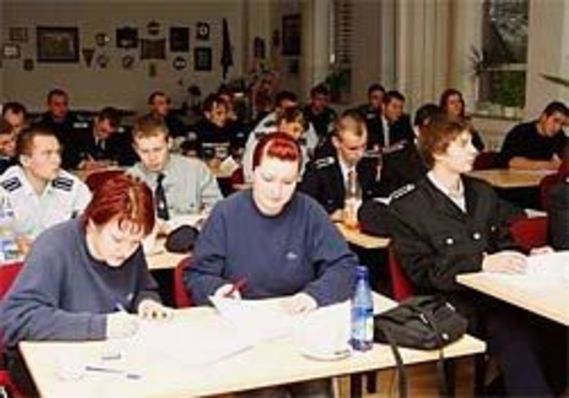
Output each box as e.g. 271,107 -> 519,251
350,373 -> 363,397
366,371 -> 377,393
474,354 -> 487,397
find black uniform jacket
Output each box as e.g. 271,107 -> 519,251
299,155 -> 389,214
388,176 -> 523,294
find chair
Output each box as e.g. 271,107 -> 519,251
0,261 -> 24,398
172,257 -> 193,308
473,151 -> 499,170
84,169 -> 125,192
509,216 -> 548,252
387,246 -> 415,301
539,173 -> 561,210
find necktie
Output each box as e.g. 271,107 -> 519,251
155,173 -> 170,220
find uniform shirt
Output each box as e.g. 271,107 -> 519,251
129,154 -> 222,218
499,121 -> 568,167
388,176 -> 522,293
242,112 -> 319,182
0,165 -> 92,239
357,104 -> 382,149
303,105 -> 337,139
427,171 -> 466,212
185,190 -> 356,306
299,155 -> 387,214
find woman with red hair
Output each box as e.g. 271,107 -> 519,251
186,132 -> 356,311
1,174 -> 171,394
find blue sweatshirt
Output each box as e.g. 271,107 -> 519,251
185,190 -> 357,306
1,219 -> 159,349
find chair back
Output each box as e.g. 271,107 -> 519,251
173,258 -> 193,308
387,246 -> 415,301
84,169 -> 125,192
0,261 -> 24,397
539,173 -> 562,210
509,216 -> 548,252
472,151 -> 499,170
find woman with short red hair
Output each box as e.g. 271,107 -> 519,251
1,174 -> 171,393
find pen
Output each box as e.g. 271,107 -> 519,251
85,365 -> 141,380
224,278 -> 247,297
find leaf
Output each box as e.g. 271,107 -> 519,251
540,74 -> 569,87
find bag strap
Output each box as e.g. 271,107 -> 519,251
375,323 -> 408,398
423,309 -> 453,397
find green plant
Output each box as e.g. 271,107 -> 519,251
494,71 -> 525,108
324,65 -> 351,99
469,46 -> 491,77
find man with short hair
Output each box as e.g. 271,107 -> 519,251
379,90 -> 414,149
0,126 -> 91,240
303,84 -> 337,140
148,91 -> 187,138
37,89 -> 79,145
0,120 -> 17,174
300,110 -> 386,218
357,83 -> 386,149
129,115 -> 222,224
62,107 -> 127,170
2,102 -> 27,135
500,101 -> 568,170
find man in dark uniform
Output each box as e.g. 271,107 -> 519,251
0,120 -> 17,174
2,102 -> 27,136
37,89 -> 81,147
357,83 -> 385,150
377,90 -> 414,149
62,107 -> 132,169
303,84 -> 337,140
148,91 -> 188,138
300,110 -> 387,219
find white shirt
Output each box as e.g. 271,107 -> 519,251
381,115 -> 390,147
338,157 -> 356,191
0,165 -> 92,238
427,171 -> 466,212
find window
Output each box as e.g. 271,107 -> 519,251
475,0 -> 528,116
327,0 -> 353,101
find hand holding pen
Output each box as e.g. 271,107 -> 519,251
105,303 -> 139,339
213,278 -> 247,300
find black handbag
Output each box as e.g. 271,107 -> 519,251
373,295 -> 468,398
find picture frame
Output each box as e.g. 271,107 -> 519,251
196,22 -> 210,41
9,27 -> 28,43
116,27 -> 138,49
170,27 -> 190,52
37,27 -> 79,63
194,47 -> 212,71
282,14 -> 301,56
2,43 -> 21,59
140,39 -> 166,60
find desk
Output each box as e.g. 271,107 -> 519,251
467,169 -> 555,189
335,223 -> 390,250
457,273 -> 569,326
145,239 -> 187,271
19,294 -> 484,398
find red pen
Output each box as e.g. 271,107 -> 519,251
225,278 -> 247,297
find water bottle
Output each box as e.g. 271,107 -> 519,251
343,169 -> 362,229
0,194 -> 19,263
350,265 -> 374,351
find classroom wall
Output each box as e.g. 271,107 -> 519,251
0,0 -> 245,112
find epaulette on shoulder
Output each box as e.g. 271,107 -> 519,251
0,177 -> 22,192
313,157 -> 335,169
52,176 -> 74,191
263,120 -> 276,128
389,183 -> 415,201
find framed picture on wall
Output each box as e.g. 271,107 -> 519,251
37,27 -> 79,63
170,27 -> 189,52
194,47 -> 212,71
282,14 -> 301,56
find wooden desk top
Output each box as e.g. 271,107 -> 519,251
145,240 -> 187,271
457,272 -> 569,326
467,169 -> 555,189
335,223 -> 390,250
19,294 -> 484,398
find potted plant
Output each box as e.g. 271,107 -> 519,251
494,71 -> 525,118
325,65 -> 351,103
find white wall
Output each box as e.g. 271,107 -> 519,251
1,0 -> 245,112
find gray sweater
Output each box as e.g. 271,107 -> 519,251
1,219 -> 159,349
185,190 -> 357,306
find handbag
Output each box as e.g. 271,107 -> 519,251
373,295 -> 468,398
